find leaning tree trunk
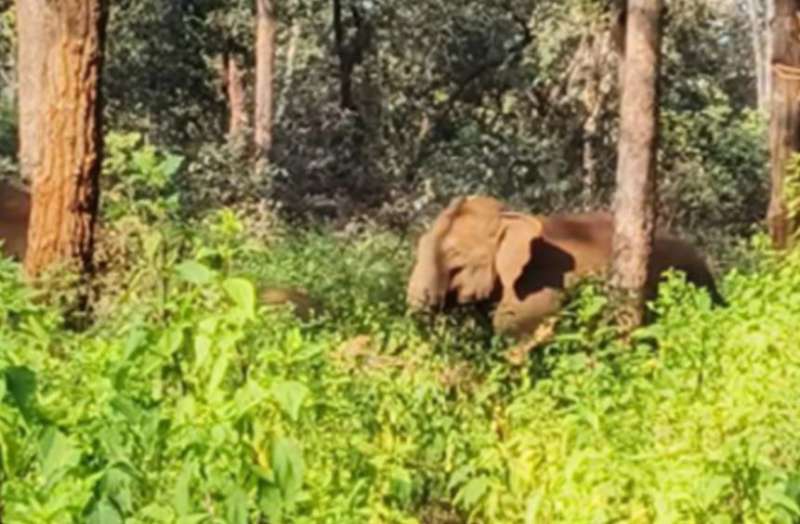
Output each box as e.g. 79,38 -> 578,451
768,0 -> 800,249
15,0 -> 52,184
254,0 -> 277,169
23,0 -> 108,277
610,0 -> 663,329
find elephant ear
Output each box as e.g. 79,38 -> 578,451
494,212 -> 544,295
443,196 -> 507,303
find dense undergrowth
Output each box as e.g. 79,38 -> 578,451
3,211 -> 800,523
2,132 -> 800,523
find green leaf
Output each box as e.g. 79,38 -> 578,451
223,278 -> 256,320
270,381 -> 309,422
457,476 -> 489,509
259,485 -> 284,524
272,437 -> 304,503
38,426 -> 80,484
159,153 -> 184,179
4,366 -> 37,421
226,487 -> 249,524
193,334 -> 212,373
86,497 -> 123,524
173,460 -> 194,516
207,352 -> 230,399
175,261 -> 215,285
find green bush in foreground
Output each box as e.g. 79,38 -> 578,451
2,223 -> 800,523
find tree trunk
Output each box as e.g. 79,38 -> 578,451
23,0 -> 108,277
610,0 -> 663,329
15,0 -> 52,184
254,0 -> 277,167
222,51 -> 248,145
768,0 -> 800,249
745,0 -> 772,113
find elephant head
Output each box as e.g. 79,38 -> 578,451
406,196 -> 545,313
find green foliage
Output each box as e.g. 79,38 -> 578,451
4,215 -> 800,522
102,131 -> 184,222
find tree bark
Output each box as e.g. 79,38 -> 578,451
254,0 -> 277,166
222,51 -> 248,143
610,0 -> 663,329
768,0 -> 800,249
15,0 -> 52,184
22,0 -> 108,277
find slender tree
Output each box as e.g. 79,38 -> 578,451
254,0 -> 277,166
610,0 -> 663,329
21,0 -> 108,277
768,0 -> 800,249
15,0 -> 51,184
222,51 -> 248,143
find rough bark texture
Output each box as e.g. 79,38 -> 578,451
768,0 -> 800,249
255,0 -> 277,165
15,0 -> 53,184
224,52 -> 248,140
23,0 -> 108,277
610,0 -> 663,329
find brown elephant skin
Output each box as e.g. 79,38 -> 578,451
407,196 -> 724,338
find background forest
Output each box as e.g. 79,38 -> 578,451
0,0 -> 769,255
4,0 -> 800,523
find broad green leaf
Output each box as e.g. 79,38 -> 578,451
272,437 -> 304,503
207,352 -> 230,399
4,366 -> 37,421
223,278 -> 256,320
193,334 -> 212,373
86,498 -> 123,524
175,260 -> 215,285
158,326 -> 184,358
173,460 -> 194,516
159,154 -> 184,178
38,426 -> 80,483
226,487 -> 249,524
457,476 -> 489,509
270,381 -> 309,422
259,485 -> 284,524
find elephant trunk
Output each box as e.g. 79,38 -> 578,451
406,232 -> 448,311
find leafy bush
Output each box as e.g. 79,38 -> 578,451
3,217 -> 800,523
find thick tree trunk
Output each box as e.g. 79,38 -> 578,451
610,0 -> 663,329
254,0 -> 277,166
23,0 -> 108,277
222,51 -> 248,144
15,0 -> 52,184
768,0 -> 800,249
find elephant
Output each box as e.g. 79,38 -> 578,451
0,180 -> 31,260
406,195 -> 725,338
